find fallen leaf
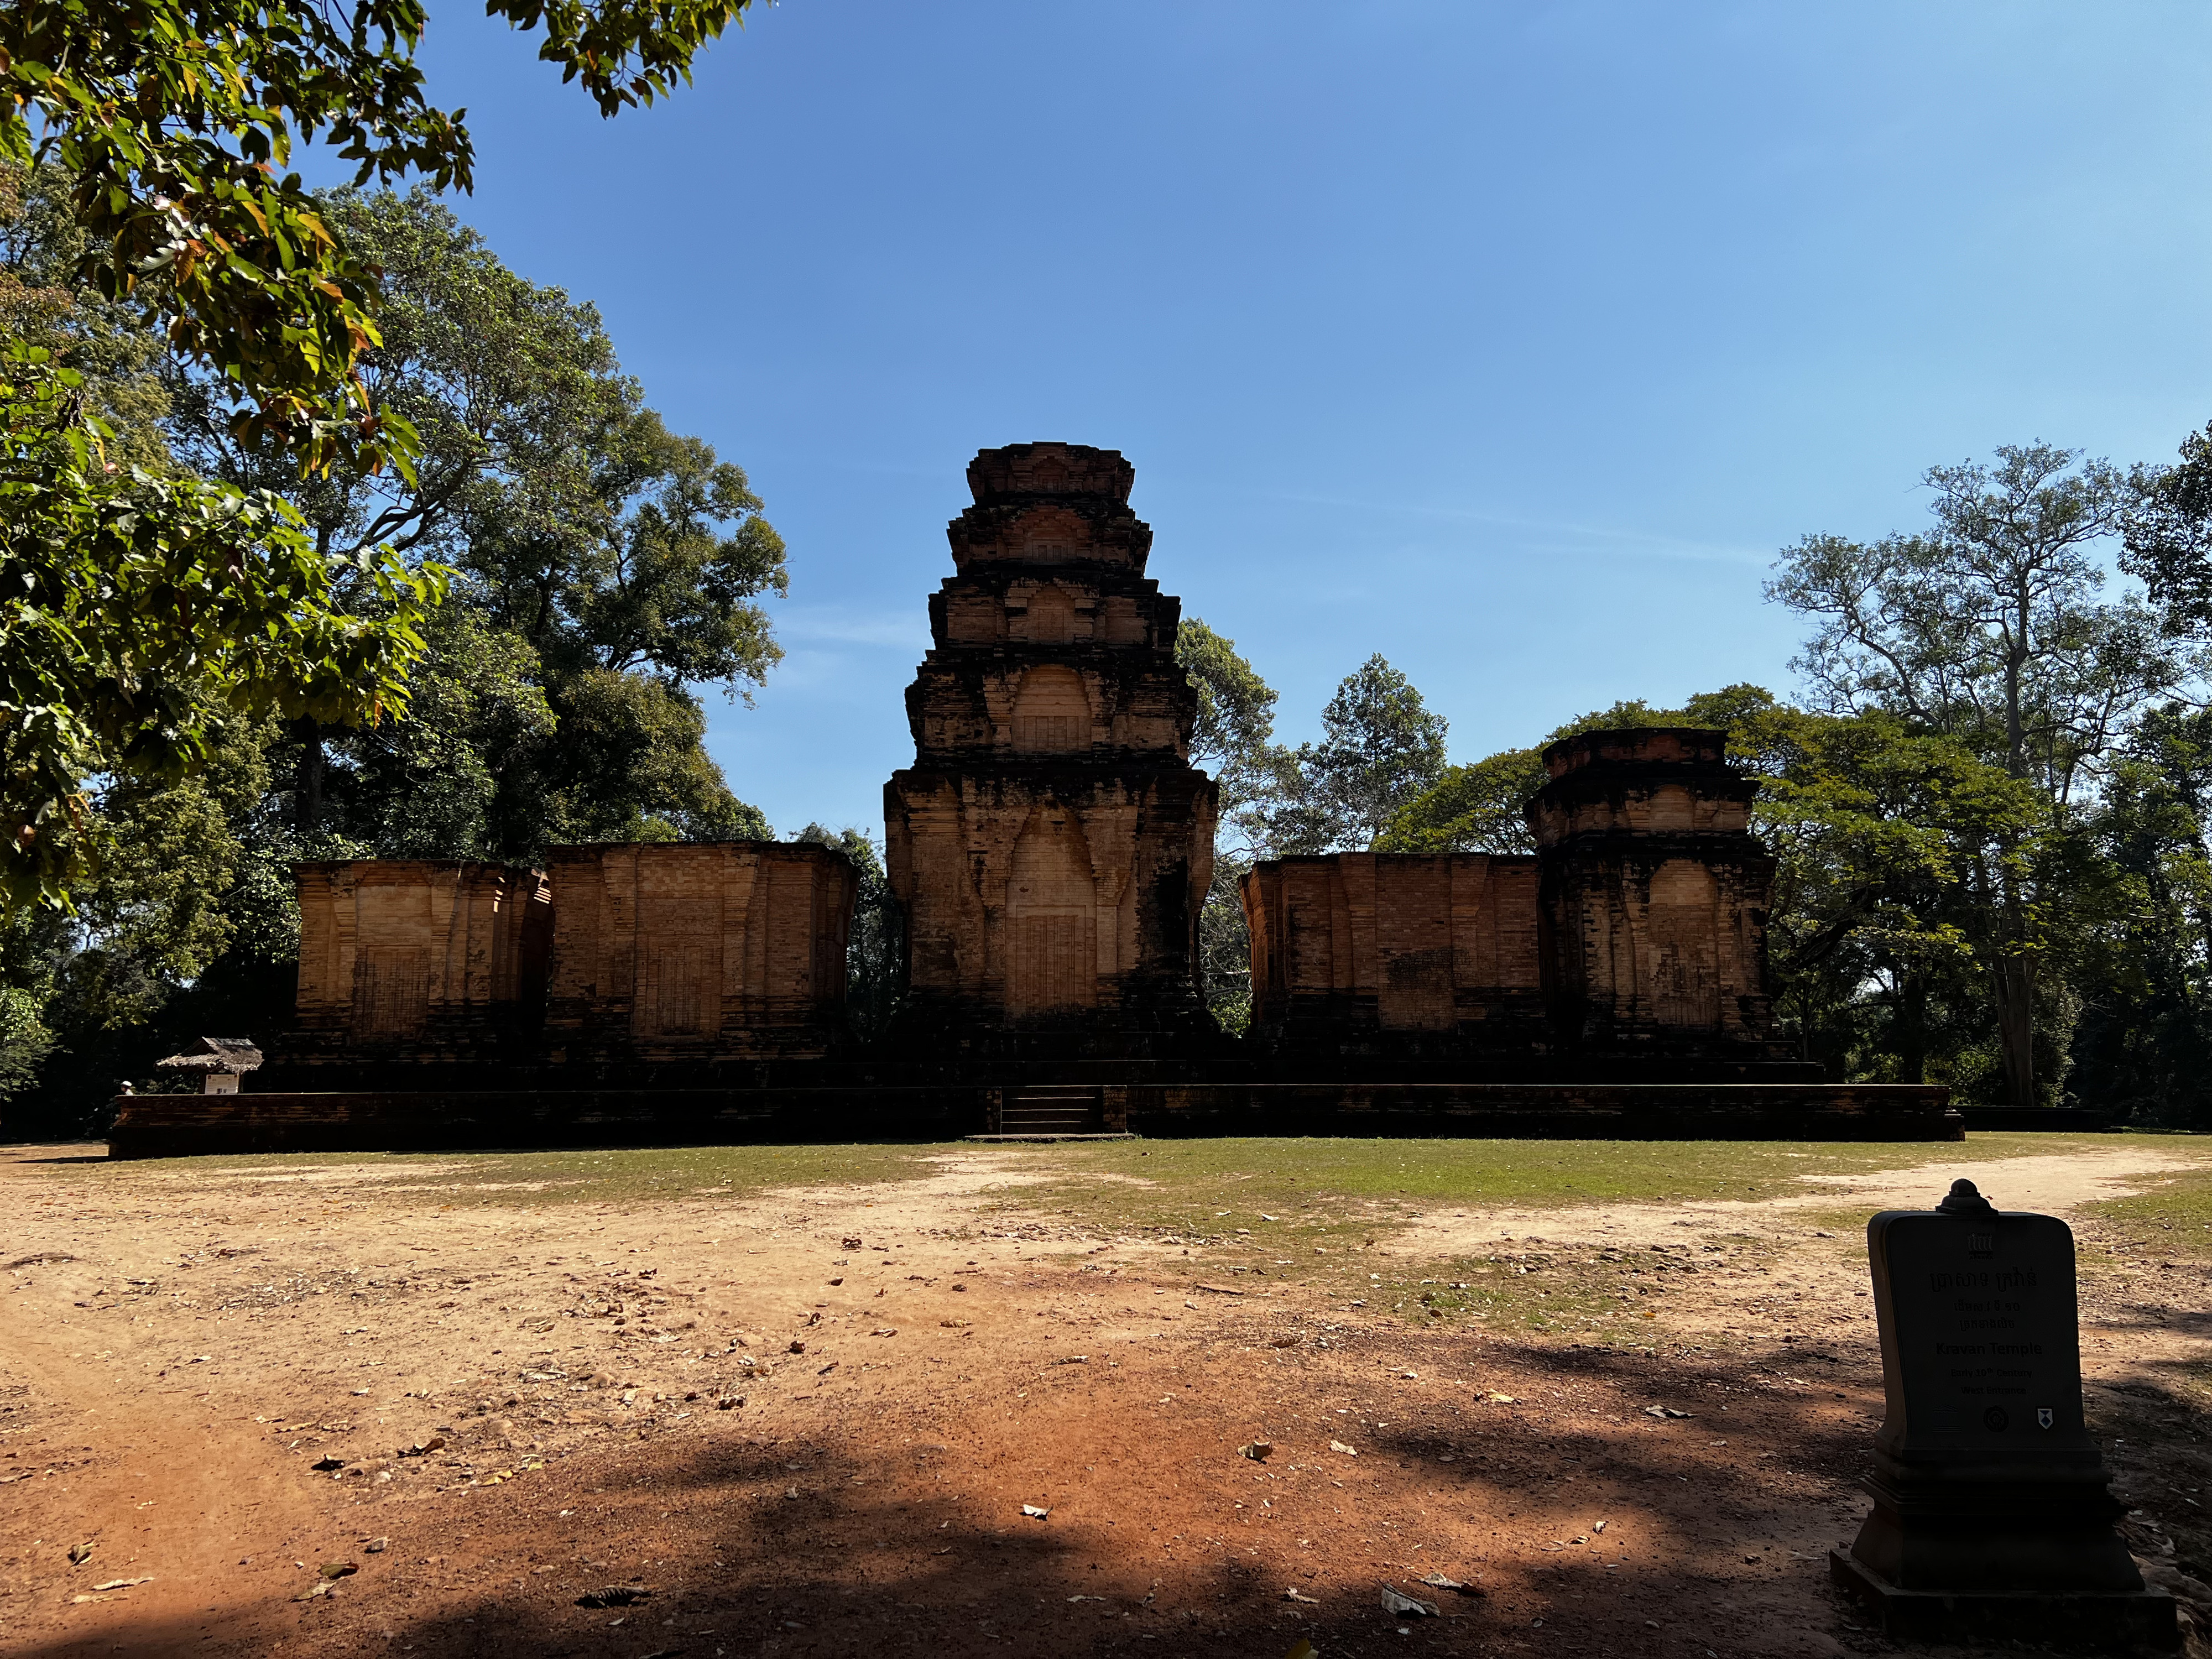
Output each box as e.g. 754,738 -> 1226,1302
1380,1585 -> 1440,1618
1240,1441 -> 1274,1462
91,1577 -> 153,1592
1021,1504 -> 1050,1520
1329,1440 -> 1358,1457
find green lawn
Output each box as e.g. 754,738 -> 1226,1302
69,1141 -> 954,1211
2080,1147 -> 2212,1258
991,1131 -> 2116,1239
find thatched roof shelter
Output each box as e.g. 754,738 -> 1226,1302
154,1036 -> 263,1076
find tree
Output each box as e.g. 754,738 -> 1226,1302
168,189 -> 787,839
3,0 -> 754,465
1375,747 -> 1546,854
1768,444 -> 2179,1107
1175,617 -> 1283,1032
2067,706 -> 2212,1121
1267,655 -> 1448,854
2,183 -> 780,1129
1177,617 -> 1280,814
800,825 -> 903,1045
2122,421 -> 2212,632
0,335 -> 437,910
1733,700 -> 2043,1089
0,0 -> 754,915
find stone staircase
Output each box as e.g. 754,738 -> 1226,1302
998,1084 -> 1104,1136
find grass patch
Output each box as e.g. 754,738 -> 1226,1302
988,1131 -> 2112,1234
70,1141 -> 959,1210
2081,1164 -> 2212,1257
969,1134 -> 2095,1333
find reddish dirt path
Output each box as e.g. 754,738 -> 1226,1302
1,1140 -> 2206,1659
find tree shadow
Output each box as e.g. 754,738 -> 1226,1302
7,1332 -> 1942,1659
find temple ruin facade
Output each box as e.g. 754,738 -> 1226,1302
108,442 -> 1956,1154
1242,727 -> 1803,1078
883,444 -> 1217,1055
541,841 -> 856,1065
280,859 -> 552,1071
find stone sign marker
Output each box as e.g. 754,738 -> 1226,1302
1831,1178 -> 2176,1647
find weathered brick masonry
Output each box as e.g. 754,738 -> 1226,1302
883,443 -> 1218,1056
1243,853 -> 1547,1059
276,860 -> 552,1072
1244,727 -> 1810,1078
541,841 -> 857,1064
1532,727 -> 1792,1066
111,447 -> 1955,1152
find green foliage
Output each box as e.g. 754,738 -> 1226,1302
800,824 -> 904,1045
1769,445 -> 2176,801
1377,747 -> 1546,854
2067,706 -> 2212,1121
2,0 -> 754,466
0,714 -> 284,1130
1767,444 -> 2184,1106
1378,685 -> 1779,855
171,189 -> 788,709
1265,654 -> 1449,854
1176,616 -> 1280,811
0,339 -> 438,911
1,181 -> 778,1130
0,0 -> 751,922
1176,618 -> 1285,1032
2125,420 -> 2212,635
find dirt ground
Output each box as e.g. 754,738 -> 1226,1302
2,1136 -> 2209,1659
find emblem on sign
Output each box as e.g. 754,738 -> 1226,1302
2038,1407 -> 2054,1429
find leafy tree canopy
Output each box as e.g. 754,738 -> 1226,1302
0,0 -> 753,919
1265,654 -> 1448,854
3,0 -> 754,463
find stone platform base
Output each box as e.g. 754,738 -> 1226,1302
1829,1550 -> 2179,1650
106,1081 -> 1957,1159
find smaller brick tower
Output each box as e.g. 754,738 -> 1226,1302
1529,728 -> 1798,1068
884,444 -> 1218,1055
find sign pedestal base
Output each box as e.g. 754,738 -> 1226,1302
1830,1548 -> 2177,1649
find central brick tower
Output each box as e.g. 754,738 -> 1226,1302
884,443 -> 1218,1055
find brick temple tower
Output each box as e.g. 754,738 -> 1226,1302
1530,728 -> 1798,1068
884,444 -> 1218,1055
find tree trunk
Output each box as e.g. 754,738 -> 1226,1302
293,717 -> 325,837
1992,953 -> 2037,1108
1896,972 -> 1928,1084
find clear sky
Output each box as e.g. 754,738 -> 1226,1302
400,1 -> 2210,840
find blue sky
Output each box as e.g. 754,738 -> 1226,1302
402,1 -> 2210,839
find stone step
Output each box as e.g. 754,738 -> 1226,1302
1002,1086 -> 1104,1134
